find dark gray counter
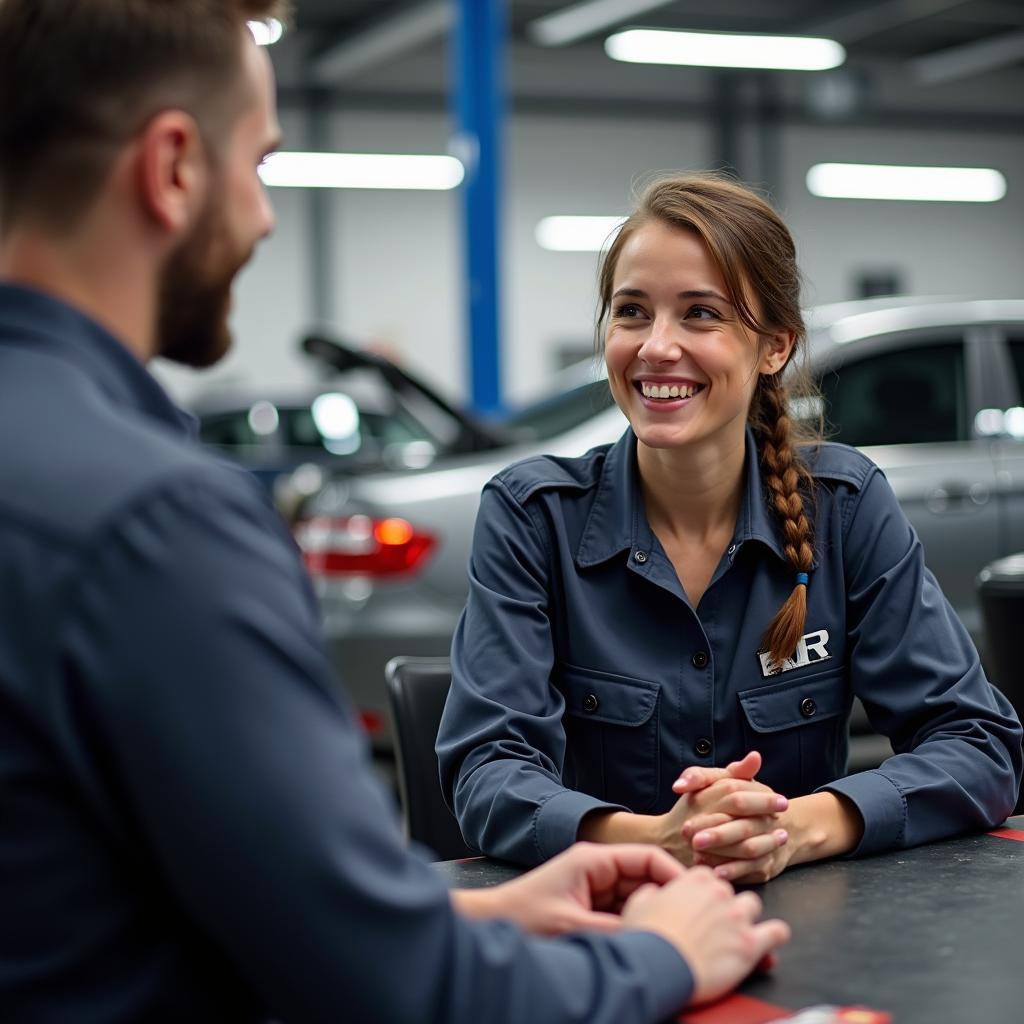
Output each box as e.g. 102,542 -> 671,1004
437,819 -> 1024,1022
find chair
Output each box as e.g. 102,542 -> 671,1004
385,656 -> 476,861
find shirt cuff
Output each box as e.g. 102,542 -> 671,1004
534,789 -> 626,862
820,769 -> 906,856
610,930 -> 695,1019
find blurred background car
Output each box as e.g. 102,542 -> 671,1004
192,334 -> 510,510
293,296 -> 1024,750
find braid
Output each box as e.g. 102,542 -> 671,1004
755,378 -> 815,668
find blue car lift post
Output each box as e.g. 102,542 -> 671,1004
452,0 -> 505,417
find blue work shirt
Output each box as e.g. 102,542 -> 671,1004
438,427 -> 1023,866
0,284 -> 692,1023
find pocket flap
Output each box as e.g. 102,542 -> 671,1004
560,664 -> 660,727
738,669 -> 845,734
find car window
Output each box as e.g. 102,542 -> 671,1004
1008,335 -> 1024,403
505,379 -> 616,441
818,339 -> 966,447
199,412 -> 267,448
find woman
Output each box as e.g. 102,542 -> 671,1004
436,173 -> 1021,881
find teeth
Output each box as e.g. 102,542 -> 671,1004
641,382 -> 698,399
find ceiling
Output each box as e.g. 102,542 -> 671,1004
267,0 -> 1024,131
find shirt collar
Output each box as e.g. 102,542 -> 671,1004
0,282 -> 197,438
575,425 -> 797,569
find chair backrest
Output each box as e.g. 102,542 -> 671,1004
384,656 -> 475,861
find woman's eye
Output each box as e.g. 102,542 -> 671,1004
615,304 -> 644,319
687,305 -> 720,320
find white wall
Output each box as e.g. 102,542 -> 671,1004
154,107 -> 1024,410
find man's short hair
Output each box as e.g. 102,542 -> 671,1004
0,0 -> 289,233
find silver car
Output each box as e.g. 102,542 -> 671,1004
296,297 -> 1024,747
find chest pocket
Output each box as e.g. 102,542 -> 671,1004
738,666 -> 848,795
559,663 -> 661,813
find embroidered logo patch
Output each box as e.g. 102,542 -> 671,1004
758,629 -> 831,677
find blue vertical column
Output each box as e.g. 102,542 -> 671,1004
452,0 -> 505,416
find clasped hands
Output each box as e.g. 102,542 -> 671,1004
662,750 -> 795,883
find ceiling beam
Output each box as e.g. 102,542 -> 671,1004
275,87 -> 1024,136
526,0 -> 676,47
910,30 -> 1024,84
311,0 -> 453,85
798,0 -> 972,45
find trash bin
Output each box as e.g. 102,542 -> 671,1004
978,553 -> 1024,815
978,553 -> 1024,695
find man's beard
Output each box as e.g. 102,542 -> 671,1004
156,198 -> 252,369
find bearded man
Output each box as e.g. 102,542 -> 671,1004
0,2 -> 787,1020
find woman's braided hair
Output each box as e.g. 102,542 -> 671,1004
596,172 -> 822,667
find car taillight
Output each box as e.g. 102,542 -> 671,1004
295,515 -> 436,578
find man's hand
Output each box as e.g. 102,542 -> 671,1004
620,866 -> 791,1006
452,842 -> 686,936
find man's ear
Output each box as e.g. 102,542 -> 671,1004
759,329 -> 796,376
135,110 -> 207,235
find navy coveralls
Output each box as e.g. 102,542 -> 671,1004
0,284 -> 693,1022
438,427 -> 1023,866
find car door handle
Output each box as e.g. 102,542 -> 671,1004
927,482 -> 990,514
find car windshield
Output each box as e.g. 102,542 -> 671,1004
504,377 -> 616,442
197,368 -> 457,465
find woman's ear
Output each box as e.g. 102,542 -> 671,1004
759,330 -> 796,376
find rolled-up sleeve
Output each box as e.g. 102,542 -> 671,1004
822,467 -> 1022,855
438,478 -> 624,865
59,468 -> 692,1024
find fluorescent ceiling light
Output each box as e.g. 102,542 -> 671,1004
806,163 -> 1007,202
259,153 -> 465,191
605,28 -> 845,71
528,0 -> 675,47
536,216 -> 625,252
249,18 -> 284,46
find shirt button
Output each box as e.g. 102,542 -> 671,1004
695,738 -> 712,756
800,697 -> 817,718
727,543 -> 737,556
582,693 -> 599,713
633,550 -> 647,564
692,651 -> 708,669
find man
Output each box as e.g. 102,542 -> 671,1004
0,2 -> 789,1020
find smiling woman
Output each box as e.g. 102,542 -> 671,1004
437,171 -> 1022,884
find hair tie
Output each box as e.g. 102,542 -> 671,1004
795,572 -> 809,587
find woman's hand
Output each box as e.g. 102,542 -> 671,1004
653,773 -> 789,867
684,787 -> 866,884
668,750 -> 791,879
576,750 -> 789,868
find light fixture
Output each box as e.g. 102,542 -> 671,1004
258,153 -> 465,191
249,18 -> 284,46
605,28 -> 845,71
535,216 -> 625,252
806,163 -> 1007,202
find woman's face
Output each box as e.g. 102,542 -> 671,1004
604,219 -> 790,455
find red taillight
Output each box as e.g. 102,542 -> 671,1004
358,710 -> 385,735
295,515 -> 436,578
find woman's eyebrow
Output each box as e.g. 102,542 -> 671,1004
678,289 -> 733,305
611,287 -> 733,305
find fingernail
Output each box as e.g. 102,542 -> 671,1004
713,865 -> 731,879
774,796 -> 788,811
775,830 -> 789,845
693,832 -> 711,849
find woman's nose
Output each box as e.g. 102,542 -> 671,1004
638,318 -> 684,363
